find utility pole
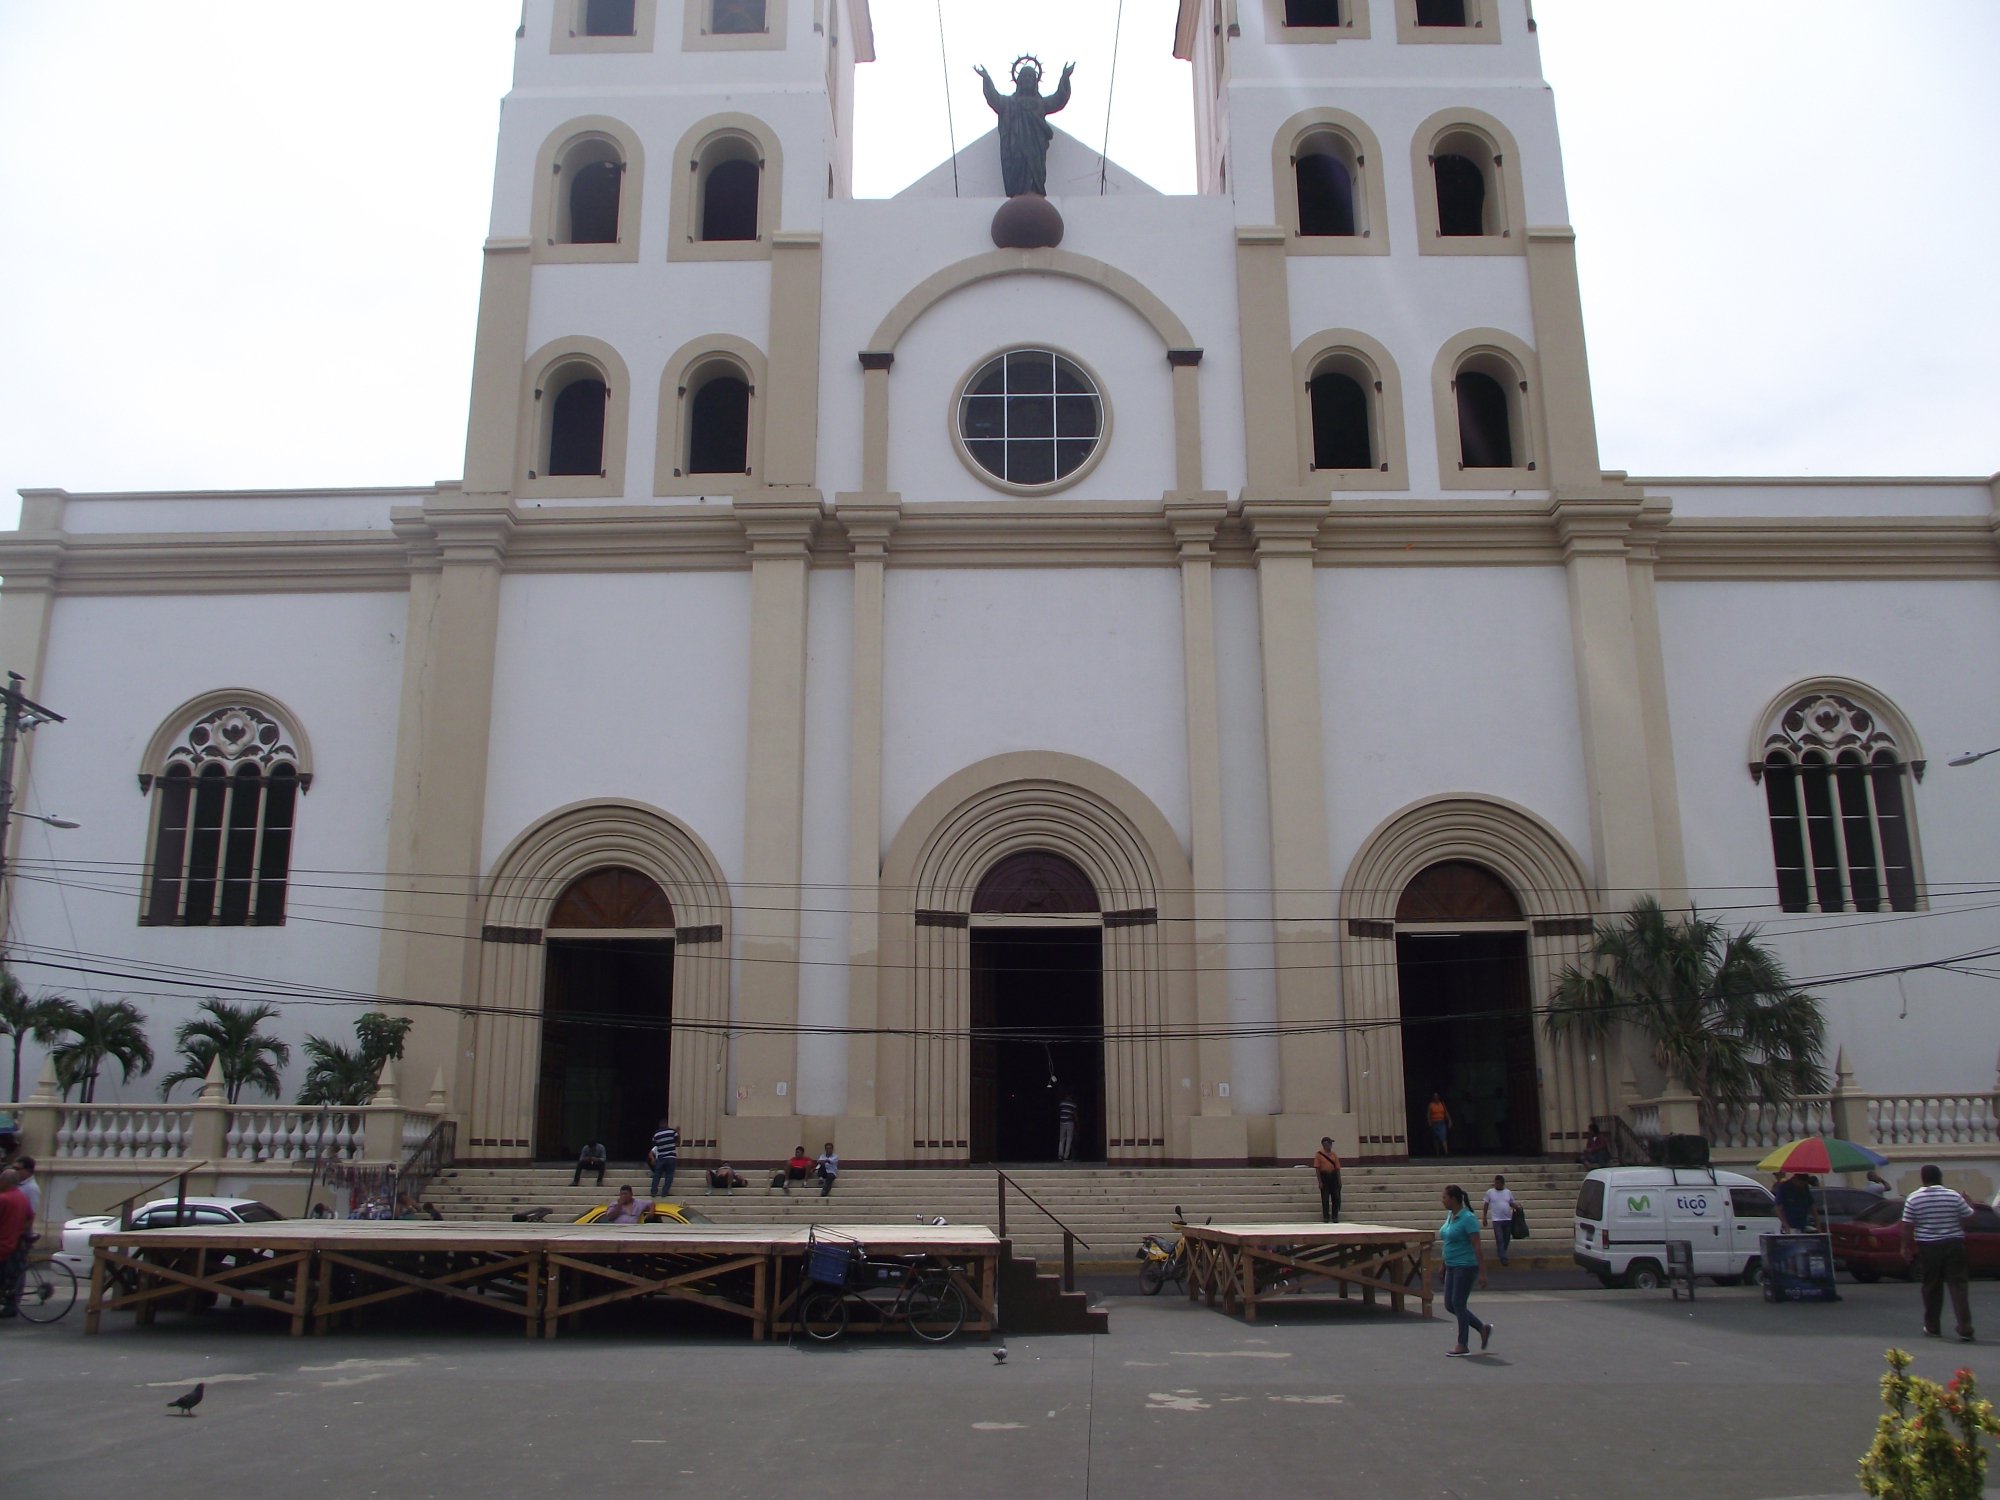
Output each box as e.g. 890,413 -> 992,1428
0,671 -> 70,953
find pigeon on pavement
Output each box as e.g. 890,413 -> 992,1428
167,1383 -> 205,1417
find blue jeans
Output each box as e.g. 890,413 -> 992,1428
1442,1263 -> 1487,1348
1492,1220 -> 1514,1264
650,1161 -> 676,1198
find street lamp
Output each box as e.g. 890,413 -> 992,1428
1947,747 -> 2000,767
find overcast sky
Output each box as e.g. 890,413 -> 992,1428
0,1 -> 1993,527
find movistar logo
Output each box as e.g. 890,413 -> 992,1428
1626,1195 -> 1651,1213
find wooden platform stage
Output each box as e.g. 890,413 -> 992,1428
1182,1222 -> 1435,1322
85,1221 -> 999,1342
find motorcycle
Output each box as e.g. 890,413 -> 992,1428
1137,1204 -> 1194,1295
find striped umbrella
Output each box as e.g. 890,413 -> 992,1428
1755,1136 -> 1890,1175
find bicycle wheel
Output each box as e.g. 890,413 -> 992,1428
17,1260 -> 78,1324
905,1275 -> 966,1342
797,1287 -> 849,1342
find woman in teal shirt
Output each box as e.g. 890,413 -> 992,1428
1438,1184 -> 1493,1356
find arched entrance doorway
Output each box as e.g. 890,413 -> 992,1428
535,866 -> 675,1160
968,850 -> 1104,1163
1394,860 -> 1541,1157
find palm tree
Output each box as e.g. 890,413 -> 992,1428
0,972 -> 80,1102
157,999 -> 290,1104
1545,896 -> 1829,1139
296,1035 -> 379,1107
50,999 -> 157,1104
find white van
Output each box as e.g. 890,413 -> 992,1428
1573,1166 -> 1782,1288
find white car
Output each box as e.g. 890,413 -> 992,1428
55,1196 -> 286,1275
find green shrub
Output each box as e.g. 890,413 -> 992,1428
1858,1347 -> 1999,1499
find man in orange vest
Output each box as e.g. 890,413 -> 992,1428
1313,1137 -> 1342,1223
1427,1093 -> 1453,1156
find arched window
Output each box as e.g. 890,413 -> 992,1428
1285,0 -> 1343,23
535,122 -> 642,261
1296,140 -> 1357,237
546,370 -> 608,476
1454,368 -> 1512,468
142,700 -> 308,927
711,0 -> 766,34
566,159 -> 622,245
1309,363 -> 1373,471
1757,690 -> 1921,913
701,157 -> 760,242
584,0 -> 636,36
1416,0 -> 1467,24
687,365 -> 751,474
1433,152 -> 1487,236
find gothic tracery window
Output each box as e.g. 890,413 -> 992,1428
143,701 -> 308,926
1757,691 -> 1920,914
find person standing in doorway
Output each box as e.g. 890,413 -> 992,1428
648,1118 -> 679,1200
1427,1093 -> 1452,1156
1056,1092 -> 1079,1162
1313,1137 -> 1343,1223
1481,1174 -> 1516,1267
1901,1163 -> 1975,1342
1438,1184 -> 1493,1357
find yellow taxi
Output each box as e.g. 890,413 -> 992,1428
570,1200 -> 715,1227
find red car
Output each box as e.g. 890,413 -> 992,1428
1829,1197 -> 2000,1282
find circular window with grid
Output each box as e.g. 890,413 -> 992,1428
955,349 -> 1104,490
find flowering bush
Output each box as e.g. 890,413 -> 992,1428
1858,1347 -> 2000,1499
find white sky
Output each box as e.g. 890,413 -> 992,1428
0,1 -> 1993,528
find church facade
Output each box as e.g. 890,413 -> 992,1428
3,0 -> 1995,1171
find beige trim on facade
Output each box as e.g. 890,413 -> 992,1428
551,0 -> 658,53
1261,0 -> 1371,43
1524,228 -> 1604,489
1235,228 -> 1298,495
654,334 -> 770,496
1623,496 -> 1690,905
1339,795 -> 1607,1156
464,799 -> 733,1158
1394,0 -> 1500,44
875,753 -> 1199,1164
683,0 -> 789,52
530,117 -> 645,265
1410,107 -> 1527,255
464,242 -> 534,495
1271,108 -> 1390,255
765,233 -> 824,486
518,335 -> 632,499
1430,327 -> 1547,490
1292,328 -> 1410,489
668,114 -> 784,261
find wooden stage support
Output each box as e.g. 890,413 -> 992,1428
85,1221 -> 1000,1342
1182,1222 -> 1434,1322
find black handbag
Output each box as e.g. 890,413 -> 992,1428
1511,1206 -> 1529,1240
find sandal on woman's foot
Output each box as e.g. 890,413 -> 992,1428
1446,1348 -> 1470,1357
1480,1322 -> 1494,1351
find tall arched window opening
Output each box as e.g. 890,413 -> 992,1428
1454,369 -> 1512,467
1416,0 -> 1468,23
700,157 -> 760,241
567,161 -> 621,244
1434,153 -> 1486,236
1309,367 -> 1373,470
1286,0 -> 1343,23
687,367 -> 751,474
1759,691 -> 1920,913
144,703 -> 305,927
584,0 -> 636,36
1296,143 -> 1357,236
547,374 -> 609,476
711,0 -> 766,34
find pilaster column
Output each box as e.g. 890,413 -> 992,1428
1167,494 -> 1247,1160
859,353 -> 893,493
1242,496 -> 1344,1156
836,496 -> 899,1162
731,492 -> 826,1124
765,233 -> 824,486
375,491 -> 514,1124
1235,229 -> 1295,494
1525,228 -> 1604,491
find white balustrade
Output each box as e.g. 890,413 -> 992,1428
51,1107 -> 192,1160
1867,1094 -> 2000,1148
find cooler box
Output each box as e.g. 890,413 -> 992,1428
1760,1232 -> 1840,1302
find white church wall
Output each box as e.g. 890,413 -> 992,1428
1642,480 -> 1995,521
1658,575 -> 2000,1093
878,566 -> 1192,856
1317,565 -> 1593,882
794,566 -> 856,1115
11,590 -> 410,1100
481,571 -> 753,884
58,490 -> 411,536
1212,566 -> 1283,1115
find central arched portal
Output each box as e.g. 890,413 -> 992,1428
1394,860 -> 1542,1157
535,866 -> 675,1160
968,850 -> 1105,1163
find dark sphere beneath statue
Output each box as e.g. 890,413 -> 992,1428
991,194 -> 1064,249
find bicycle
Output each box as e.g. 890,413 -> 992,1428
795,1231 -> 966,1343
8,1236 -> 79,1324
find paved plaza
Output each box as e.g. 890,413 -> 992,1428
3,1271 -> 1995,1499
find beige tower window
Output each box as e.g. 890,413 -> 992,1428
684,0 -> 786,52
1431,330 -> 1541,487
1755,687 -> 1924,914
1292,331 -> 1407,489
1265,0 -> 1371,39
561,147 -> 623,246
670,117 -> 781,261
656,337 -> 767,495
686,364 -> 751,474
584,0 -> 635,35
1274,110 -> 1389,255
1309,362 -> 1373,470
1298,138 -> 1359,236
552,0 -> 656,53
534,119 -> 644,264
701,153 -> 760,241
1412,110 -> 1525,254
954,349 -> 1106,493
140,697 -> 311,928
546,370 -> 609,476
521,336 -> 631,498
1395,0 -> 1497,42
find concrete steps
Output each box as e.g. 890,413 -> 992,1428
424,1161 -> 1588,1268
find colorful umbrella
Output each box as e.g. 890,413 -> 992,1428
1755,1136 -> 1889,1175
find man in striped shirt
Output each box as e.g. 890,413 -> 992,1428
1900,1163 -> 1975,1342
648,1119 -> 679,1199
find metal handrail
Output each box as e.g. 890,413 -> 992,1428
398,1118 -> 457,1199
993,1168 -> 1092,1293
1605,1114 -> 1651,1167
109,1161 -> 212,1229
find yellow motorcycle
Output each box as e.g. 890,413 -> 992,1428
1137,1204 -> 1193,1295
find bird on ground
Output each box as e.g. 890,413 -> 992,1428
167,1383 -> 205,1417
993,1349 -> 1007,1364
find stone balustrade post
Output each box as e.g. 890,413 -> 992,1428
1826,1048 -> 1867,1145
186,1057 -> 229,1165
363,1060 -> 403,1163
17,1055 -> 60,1160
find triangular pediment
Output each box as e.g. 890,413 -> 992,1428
895,125 -> 1159,199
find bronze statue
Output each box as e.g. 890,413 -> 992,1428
974,55 -> 1074,197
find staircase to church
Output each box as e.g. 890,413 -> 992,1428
424,1159 -> 1590,1274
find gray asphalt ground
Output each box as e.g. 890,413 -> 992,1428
3,1269 -> 1995,1500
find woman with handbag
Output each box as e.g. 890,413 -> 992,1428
1438,1184 -> 1494,1357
